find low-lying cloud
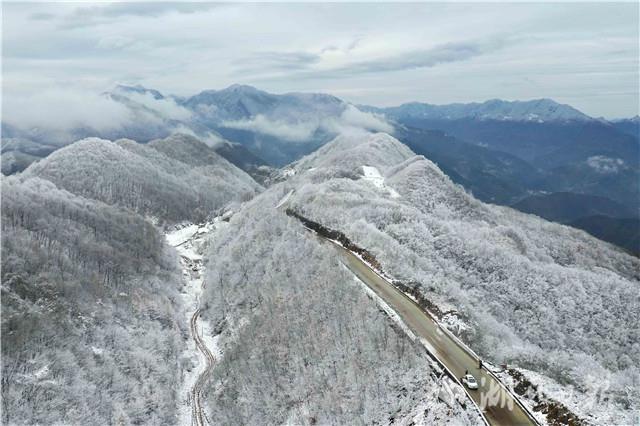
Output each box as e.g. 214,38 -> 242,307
221,104 -> 393,141
586,156 -> 626,174
113,88 -> 193,121
3,89 -> 135,133
221,115 -> 319,141
337,105 -> 393,133
4,85 -> 391,146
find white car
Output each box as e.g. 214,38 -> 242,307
461,374 -> 479,390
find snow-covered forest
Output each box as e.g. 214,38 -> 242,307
283,132 -> 640,424
22,135 -> 260,224
199,189 -> 481,425
3,2 -> 639,424
2,130 -> 638,425
1,135 -> 259,424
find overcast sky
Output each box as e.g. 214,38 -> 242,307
3,2 -> 639,119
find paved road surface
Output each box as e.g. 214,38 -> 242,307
328,240 -> 537,426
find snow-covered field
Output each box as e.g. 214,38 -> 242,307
362,165 -> 400,197
166,224 -> 200,247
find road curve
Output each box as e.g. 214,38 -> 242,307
326,240 -> 537,426
190,308 -> 215,426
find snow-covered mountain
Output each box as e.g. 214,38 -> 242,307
1,133 -> 263,424
3,120 -> 638,425
184,84 -> 346,123
102,84 -> 392,166
22,134 -> 261,223
363,98 -> 593,123
276,131 -> 639,425
2,85 -> 637,249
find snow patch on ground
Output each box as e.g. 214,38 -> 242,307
361,165 -> 400,198
91,346 -> 104,356
33,365 -> 50,381
166,224 -> 199,247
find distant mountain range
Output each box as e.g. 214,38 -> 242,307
2,84 -> 637,252
370,99 -> 638,253
361,98 -> 593,123
611,116 -> 640,139
512,192 -> 639,254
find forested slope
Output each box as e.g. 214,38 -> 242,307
1,134 -> 261,424
1,177 -> 184,424
199,188 -> 481,425
282,132 -> 639,424
23,135 -> 260,224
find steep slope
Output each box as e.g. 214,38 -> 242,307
368,100 -> 639,214
282,132 -> 639,424
1,176 -> 185,425
387,117 -> 638,169
198,186 -> 482,425
2,133 -> 261,425
211,141 -> 275,185
23,135 -> 261,223
146,133 -> 263,196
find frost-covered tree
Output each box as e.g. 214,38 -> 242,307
199,187 -> 480,425
284,132 -> 640,423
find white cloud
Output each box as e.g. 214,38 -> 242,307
586,156 -> 626,174
2,2 -> 638,119
221,115 -> 318,142
221,105 -> 393,141
3,89 -> 134,133
171,124 -> 225,148
115,89 -> 193,121
337,105 -> 393,133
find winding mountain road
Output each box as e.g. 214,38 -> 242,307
190,307 -> 215,426
324,238 -> 538,426
166,223 -> 218,426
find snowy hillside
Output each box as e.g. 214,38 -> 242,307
282,132 -> 639,425
199,187 -> 482,425
23,135 -> 261,223
1,134 -> 262,424
1,176 -> 186,424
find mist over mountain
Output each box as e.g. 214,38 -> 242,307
3,84 -> 637,252
2,64 -> 639,426
3,2 -> 639,425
